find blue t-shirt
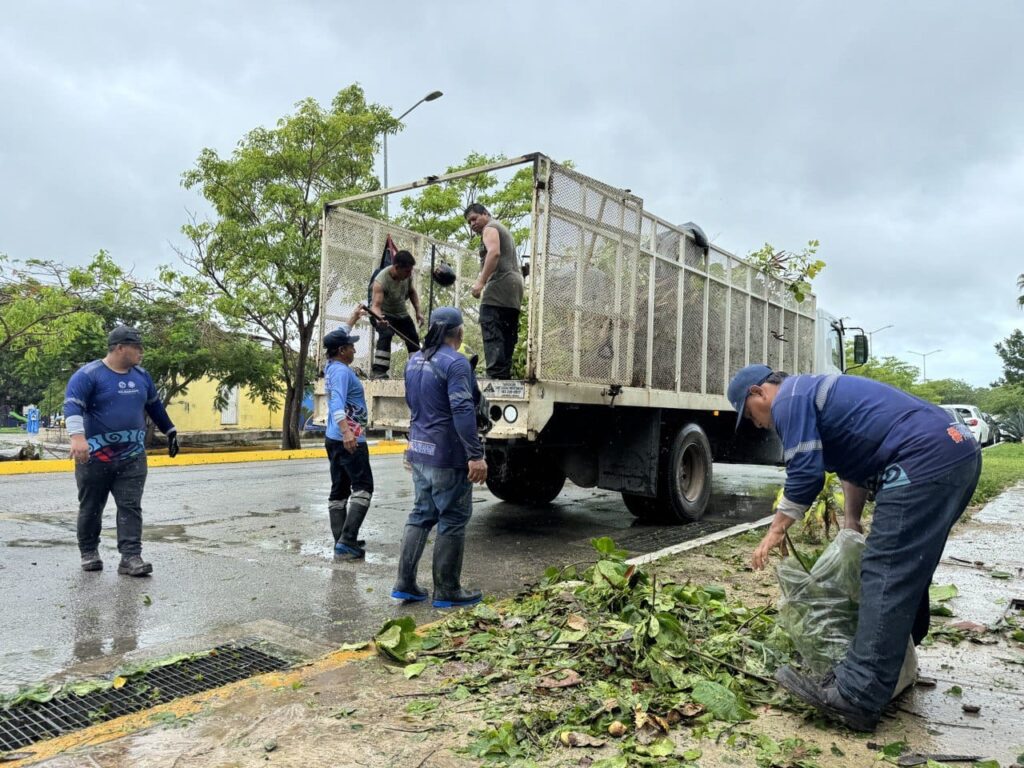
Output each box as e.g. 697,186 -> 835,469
324,360 -> 368,443
63,360 -> 175,463
772,374 -> 979,505
404,346 -> 483,469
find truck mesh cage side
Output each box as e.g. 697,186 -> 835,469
532,163 -> 816,391
319,157 -> 817,392
319,211 -> 481,375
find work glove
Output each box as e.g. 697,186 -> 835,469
168,433 -> 180,458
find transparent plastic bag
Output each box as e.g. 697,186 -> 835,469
776,529 -> 866,677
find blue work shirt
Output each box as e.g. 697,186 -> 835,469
773,374 -> 979,506
63,360 -> 175,463
404,345 -> 483,469
324,359 -> 368,443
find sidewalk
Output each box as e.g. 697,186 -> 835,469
9,485 -> 1024,767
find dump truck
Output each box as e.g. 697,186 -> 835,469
315,153 -> 866,522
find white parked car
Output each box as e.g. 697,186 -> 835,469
947,404 -> 992,446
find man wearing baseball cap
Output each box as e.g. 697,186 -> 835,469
63,326 -> 179,576
728,363 -> 980,731
322,306 -> 374,560
391,306 -> 488,608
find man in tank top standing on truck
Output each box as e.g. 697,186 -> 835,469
465,203 -> 524,380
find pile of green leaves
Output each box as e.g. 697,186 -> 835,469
375,538 -> 791,766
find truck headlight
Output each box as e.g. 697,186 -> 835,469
502,405 -> 518,423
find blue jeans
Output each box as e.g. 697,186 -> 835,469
407,463 -> 473,537
835,453 -> 981,714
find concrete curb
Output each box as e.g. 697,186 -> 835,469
0,441 -> 407,476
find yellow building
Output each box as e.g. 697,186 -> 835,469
164,379 -> 281,433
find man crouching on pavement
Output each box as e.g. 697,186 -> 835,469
64,326 -> 179,576
728,364 -> 981,731
392,307 -> 488,608
323,306 -> 374,560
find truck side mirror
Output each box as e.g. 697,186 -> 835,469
853,334 -> 869,365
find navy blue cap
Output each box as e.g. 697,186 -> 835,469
108,326 -> 143,346
727,364 -> 773,429
429,306 -> 463,331
324,327 -> 359,348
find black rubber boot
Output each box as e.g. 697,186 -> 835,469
328,500 -> 348,543
391,525 -> 429,602
118,554 -> 153,577
80,550 -> 103,572
336,491 -> 370,560
431,534 -> 482,608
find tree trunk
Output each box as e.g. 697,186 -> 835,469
280,384 -> 301,449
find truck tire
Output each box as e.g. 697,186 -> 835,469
622,492 -> 659,520
662,423 -> 713,522
486,451 -> 566,506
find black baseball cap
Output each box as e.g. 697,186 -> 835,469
108,326 -> 143,346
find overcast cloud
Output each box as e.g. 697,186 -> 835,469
2,1 -> 1022,386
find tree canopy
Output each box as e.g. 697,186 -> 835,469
171,84 -> 397,448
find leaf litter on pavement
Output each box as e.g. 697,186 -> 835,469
375,536 -> 796,766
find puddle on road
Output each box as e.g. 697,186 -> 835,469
3,537 -> 68,548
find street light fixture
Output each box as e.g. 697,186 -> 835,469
907,348 -> 941,383
382,90 -> 444,219
868,324 -> 893,356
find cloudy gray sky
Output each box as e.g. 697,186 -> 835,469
2,1 -> 1022,386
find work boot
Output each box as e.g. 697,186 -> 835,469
391,525 -> 430,602
431,533 -> 482,609
80,550 -> 103,572
117,554 -> 153,577
335,491 -> 370,560
329,500 -> 365,550
774,666 -> 880,732
328,500 -> 348,544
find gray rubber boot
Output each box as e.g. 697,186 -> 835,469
431,534 -> 482,608
391,525 -> 429,602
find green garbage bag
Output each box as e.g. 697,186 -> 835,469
776,529 -> 865,677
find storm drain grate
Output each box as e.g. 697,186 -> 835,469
614,519 -> 735,552
0,644 -> 289,752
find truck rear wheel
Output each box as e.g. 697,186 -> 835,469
663,423 -> 713,522
485,448 -> 566,506
622,492 -> 660,520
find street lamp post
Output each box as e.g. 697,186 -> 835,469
907,348 -> 941,383
868,324 -> 894,356
383,90 -> 443,219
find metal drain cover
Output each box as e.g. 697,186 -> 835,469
0,643 -> 289,752
614,520 -> 735,552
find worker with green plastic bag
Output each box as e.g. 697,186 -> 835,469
728,364 -> 981,732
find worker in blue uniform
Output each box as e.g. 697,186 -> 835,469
63,326 -> 179,576
728,364 -> 981,731
322,306 -> 374,560
391,307 -> 488,608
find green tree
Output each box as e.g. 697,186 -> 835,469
994,328 -> 1024,386
977,383 -> 1024,416
396,152 -> 535,248
911,377 -> 978,404
746,240 -> 824,303
172,85 -> 397,448
2,252 -> 277,432
845,352 -> 920,392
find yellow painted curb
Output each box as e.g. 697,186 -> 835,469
0,442 -> 407,476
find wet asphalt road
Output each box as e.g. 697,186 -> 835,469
0,456 -> 783,693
